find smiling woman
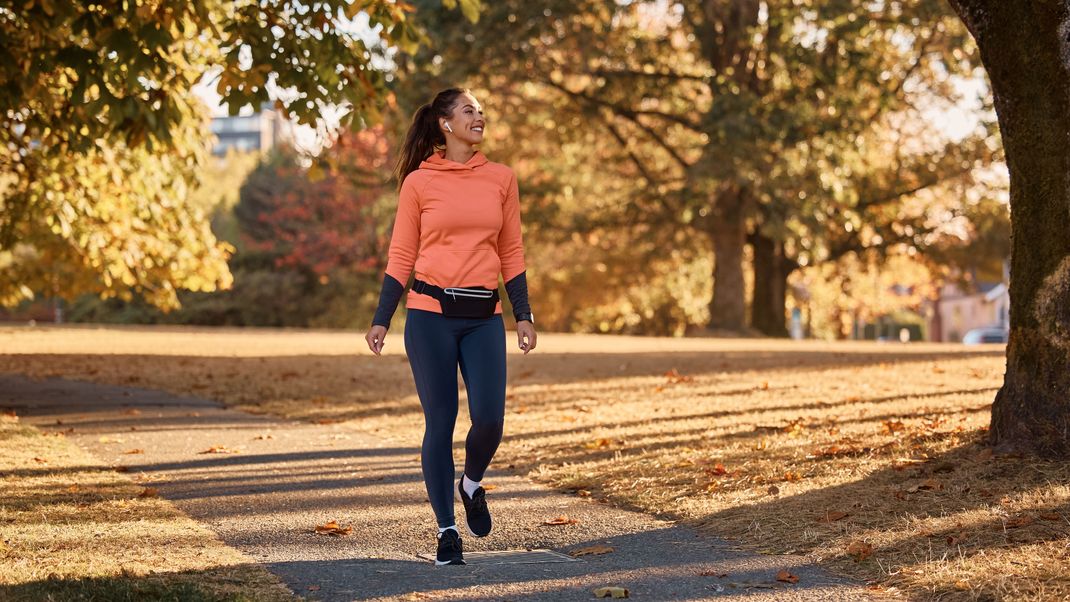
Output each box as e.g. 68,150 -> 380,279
365,87 -> 536,566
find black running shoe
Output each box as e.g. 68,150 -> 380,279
458,478 -> 492,537
435,528 -> 465,566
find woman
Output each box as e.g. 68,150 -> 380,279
364,87 -> 537,566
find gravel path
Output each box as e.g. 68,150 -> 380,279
3,374 -> 890,601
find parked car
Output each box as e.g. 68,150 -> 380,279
962,327 -> 1008,344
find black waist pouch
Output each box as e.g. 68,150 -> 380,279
413,279 -> 499,318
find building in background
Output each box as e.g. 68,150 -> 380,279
924,261 -> 1010,343
926,281 -> 1008,343
210,102 -> 294,156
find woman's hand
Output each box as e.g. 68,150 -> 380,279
517,320 -> 537,354
366,325 -> 388,356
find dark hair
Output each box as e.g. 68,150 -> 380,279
393,87 -> 470,191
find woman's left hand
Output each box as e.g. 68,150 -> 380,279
517,320 -> 537,354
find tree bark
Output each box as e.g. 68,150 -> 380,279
707,185 -> 748,332
749,228 -> 795,337
947,0 -> 1070,456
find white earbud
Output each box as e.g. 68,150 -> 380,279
444,122 -> 453,133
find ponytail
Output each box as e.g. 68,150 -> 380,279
393,87 -> 469,191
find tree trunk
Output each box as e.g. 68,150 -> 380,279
948,0 -> 1070,456
749,228 -> 794,337
707,186 -> 748,332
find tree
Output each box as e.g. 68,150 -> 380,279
238,128 -> 392,278
946,0 -> 1070,456
399,2 -> 983,326
0,0 -> 477,309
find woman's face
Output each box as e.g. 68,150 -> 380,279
441,93 -> 485,144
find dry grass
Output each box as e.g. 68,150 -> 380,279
3,323 -> 1069,600
0,408 -> 293,601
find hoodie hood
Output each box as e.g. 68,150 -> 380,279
419,149 -> 489,171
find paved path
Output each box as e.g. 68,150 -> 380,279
2,374 -> 888,601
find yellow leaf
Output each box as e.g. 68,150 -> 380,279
570,545 -> 614,557
314,520 -> 353,536
593,586 -> 629,599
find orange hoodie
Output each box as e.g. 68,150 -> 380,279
384,149 -> 526,315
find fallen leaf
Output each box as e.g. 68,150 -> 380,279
918,478 -> 943,491
706,463 -> 728,476
122,449 -> 144,455
122,408 -> 141,416
783,471 -> 803,482
1005,515 -> 1034,529
314,520 -> 353,536
776,569 -> 799,584
881,420 -> 906,435
113,465 -> 130,473
576,489 -> 591,497
570,545 -> 614,557
253,434 -> 275,440
593,586 -> 629,599
846,541 -> 873,562
974,448 -> 995,463
767,485 -> 780,496
199,445 -> 241,454
543,516 -> 579,526
782,420 -> 806,437
67,485 -> 80,493
1039,512 -> 1062,521
817,511 -> 849,523
699,570 -> 729,577
138,487 -> 159,498
307,585 -> 320,591
954,580 -> 970,591
482,484 -> 498,491
33,457 -> 47,464
98,436 -> 123,444
753,438 -> 770,451
664,368 -> 693,383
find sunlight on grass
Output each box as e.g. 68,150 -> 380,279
0,412 -> 293,601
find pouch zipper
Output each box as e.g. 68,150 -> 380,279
443,287 -> 495,300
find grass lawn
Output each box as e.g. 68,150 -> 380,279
0,402 -> 293,601
3,323 -> 1069,600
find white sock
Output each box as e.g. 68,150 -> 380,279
438,525 -> 458,537
462,474 -> 481,497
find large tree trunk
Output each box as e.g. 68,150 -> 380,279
749,228 -> 795,337
948,0 -> 1070,456
707,186 -> 748,332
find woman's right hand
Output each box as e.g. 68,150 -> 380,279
366,325 -> 388,356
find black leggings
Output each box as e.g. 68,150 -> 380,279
403,308 -> 507,529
